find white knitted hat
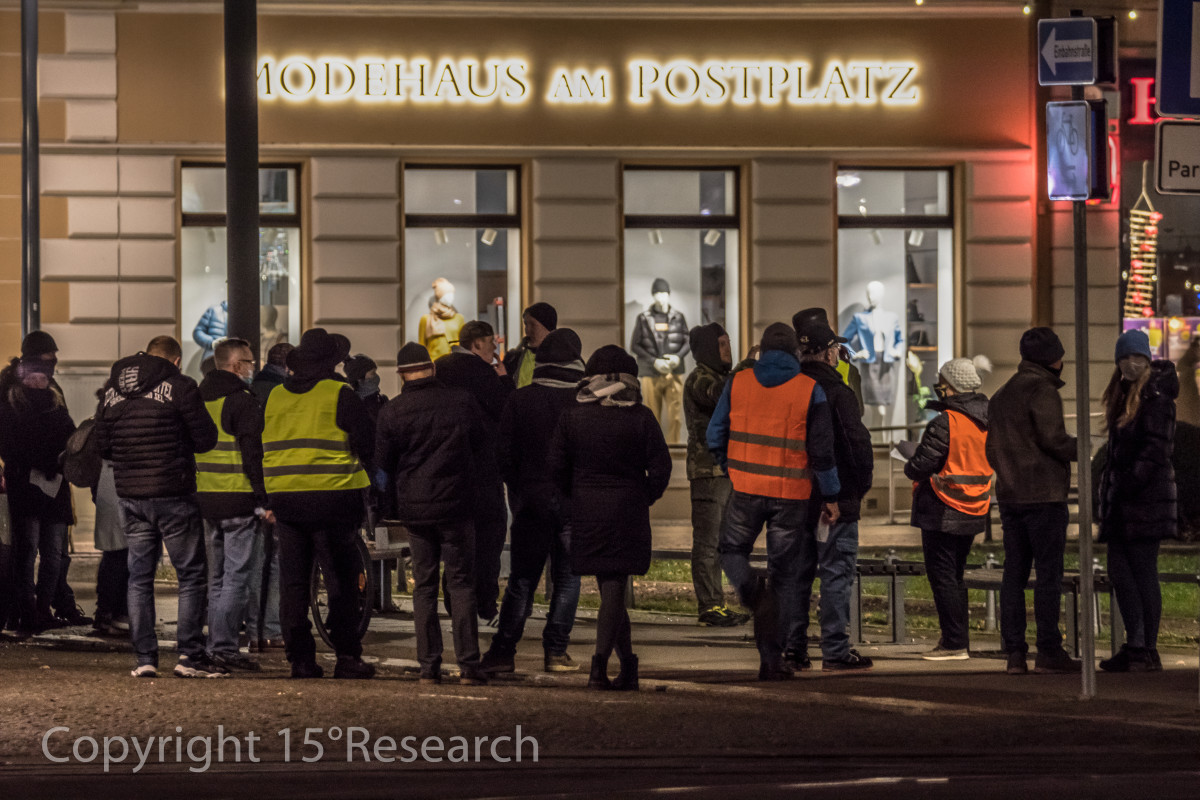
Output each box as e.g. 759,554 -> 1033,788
939,357 -> 983,392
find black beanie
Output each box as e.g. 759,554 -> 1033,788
760,322 -> 799,354
536,328 -> 583,364
791,307 -> 831,333
1019,327 -> 1065,367
21,330 -> 58,358
585,345 -> 638,377
524,302 -> 558,333
395,342 -> 433,373
342,354 -> 377,386
651,278 -> 671,295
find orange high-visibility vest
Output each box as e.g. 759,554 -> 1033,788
930,409 -> 994,516
726,369 -> 816,501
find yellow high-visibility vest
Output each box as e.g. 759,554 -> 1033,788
262,379 -> 369,494
196,397 -> 253,495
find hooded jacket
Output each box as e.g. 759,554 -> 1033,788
986,361 -> 1076,505
196,369 -> 266,520
800,359 -> 874,521
706,349 -> 841,502
683,324 -> 732,481
250,363 -> 287,405
95,352 -> 218,499
904,392 -> 991,534
0,376 -> 76,524
1098,360 -> 1178,543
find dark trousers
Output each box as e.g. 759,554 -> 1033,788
96,548 -> 129,620
11,514 -> 67,629
690,476 -> 732,613
0,542 -> 13,630
276,518 -> 365,664
921,529 -> 977,650
473,481 -> 508,620
408,519 -> 482,672
1107,538 -> 1162,651
999,502 -> 1068,655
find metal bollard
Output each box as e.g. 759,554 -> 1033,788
984,553 -> 998,631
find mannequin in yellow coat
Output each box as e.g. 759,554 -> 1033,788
418,277 -> 466,361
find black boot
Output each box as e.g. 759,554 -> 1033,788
588,654 -> 612,690
612,654 -> 639,691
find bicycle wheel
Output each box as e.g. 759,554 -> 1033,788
310,535 -> 374,649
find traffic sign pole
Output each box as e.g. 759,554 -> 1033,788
1068,11 -> 1097,702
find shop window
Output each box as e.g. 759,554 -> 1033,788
402,166 -> 521,361
623,167 -> 740,445
180,165 -> 301,378
836,168 -> 953,439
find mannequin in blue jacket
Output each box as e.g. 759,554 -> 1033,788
193,300 -> 229,362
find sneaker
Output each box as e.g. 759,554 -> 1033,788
418,669 -> 442,685
1148,649 -> 1163,672
130,664 -> 158,678
1099,645 -> 1151,673
757,661 -> 794,681
1006,651 -> 1028,675
55,605 -> 93,627
32,614 -> 67,634
459,667 -> 489,686
544,652 -> 579,673
698,606 -> 750,627
174,654 -> 229,678
110,615 -> 131,632
782,649 -> 812,673
333,656 -> 376,680
211,652 -> 263,672
290,661 -> 325,679
1034,650 -> 1082,674
822,649 -> 874,672
922,643 -> 969,661
480,650 -> 515,674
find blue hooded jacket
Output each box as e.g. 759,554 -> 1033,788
706,349 -> 840,500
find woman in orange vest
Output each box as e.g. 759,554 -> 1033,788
904,357 -> 993,661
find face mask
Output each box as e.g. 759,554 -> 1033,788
1046,364 -> 1064,378
20,359 -> 55,379
241,373 -> 255,387
357,375 -> 381,398
934,384 -> 949,400
1118,358 -> 1149,382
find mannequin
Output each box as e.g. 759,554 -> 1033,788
260,304 -> 287,356
193,299 -> 229,362
841,281 -> 904,435
418,277 -> 466,361
630,277 -> 690,443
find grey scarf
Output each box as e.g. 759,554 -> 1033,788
577,373 -> 641,407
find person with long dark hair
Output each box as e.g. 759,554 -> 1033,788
550,345 -> 672,690
1098,329 -> 1178,673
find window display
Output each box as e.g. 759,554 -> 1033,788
623,168 -> 740,444
403,167 -> 521,356
180,166 -> 301,378
837,168 -> 953,439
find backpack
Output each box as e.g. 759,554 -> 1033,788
62,417 -> 102,489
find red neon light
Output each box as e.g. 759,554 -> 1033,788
1130,77 -> 1156,125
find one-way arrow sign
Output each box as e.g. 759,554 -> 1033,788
1038,18 -> 1098,85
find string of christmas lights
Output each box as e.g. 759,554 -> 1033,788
1124,164 -> 1161,319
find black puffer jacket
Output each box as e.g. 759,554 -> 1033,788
683,324 -> 731,480
1098,361 -> 1178,543
801,359 -> 874,522
986,361 -> 1077,504
904,392 -> 991,535
550,401 -> 672,576
374,376 -> 486,525
0,380 -> 75,524
196,369 -> 266,520
95,353 -> 217,499
631,307 -> 690,377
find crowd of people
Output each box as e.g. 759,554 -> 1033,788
0,300 -> 1183,683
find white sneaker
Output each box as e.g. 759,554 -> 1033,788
922,645 -> 970,661
130,664 -> 158,678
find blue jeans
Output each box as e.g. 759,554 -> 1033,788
491,524 -> 581,657
205,515 -> 259,656
788,521 -> 858,660
121,496 -> 207,667
246,524 -> 281,641
719,491 -> 810,664
11,515 -> 67,629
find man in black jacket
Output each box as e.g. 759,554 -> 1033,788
502,302 -> 557,389
376,343 -> 489,685
250,342 -> 292,405
987,327 -> 1080,675
482,329 -> 586,674
95,335 -> 221,678
435,320 -> 514,621
195,337 -> 267,673
788,321 -> 875,672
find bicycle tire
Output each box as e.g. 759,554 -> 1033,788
310,534 -> 374,650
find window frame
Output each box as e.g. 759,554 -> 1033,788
180,162 -> 303,228
402,164 -> 522,230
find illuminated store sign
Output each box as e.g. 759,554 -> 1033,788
256,56 -> 920,108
